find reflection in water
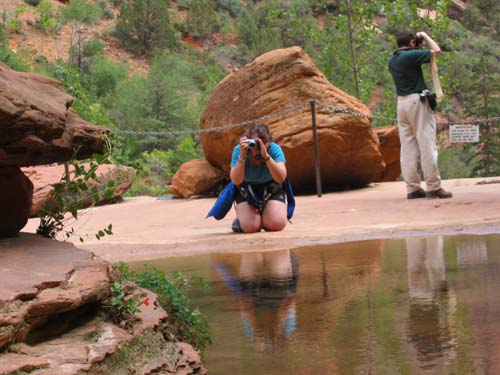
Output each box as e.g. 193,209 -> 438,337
213,249 -> 297,351
130,234 -> 500,375
406,237 -> 455,368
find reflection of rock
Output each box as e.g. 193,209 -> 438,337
22,163 -> 136,217
0,167 -> 33,237
0,234 -> 206,374
456,238 -> 487,267
373,126 -> 401,182
0,63 -> 107,167
169,159 -> 227,198
200,46 -> 386,192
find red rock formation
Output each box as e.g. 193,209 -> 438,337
373,126 -> 401,182
448,0 -> 466,20
0,63 -> 106,167
169,159 -> 226,198
0,63 -> 110,236
0,167 -> 33,237
0,234 -> 207,375
200,46 -> 385,192
22,163 -> 136,217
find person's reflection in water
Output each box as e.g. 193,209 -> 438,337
213,249 -> 298,351
406,236 -> 455,367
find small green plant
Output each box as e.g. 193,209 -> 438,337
6,5 -> 26,34
115,262 -> 212,352
35,0 -> 58,34
36,146 -> 116,241
104,279 -> 141,324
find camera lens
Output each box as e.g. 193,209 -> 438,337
247,139 -> 257,148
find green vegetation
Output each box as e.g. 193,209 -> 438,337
116,262 -> 211,352
36,149 -> 115,241
115,0 -> 176,55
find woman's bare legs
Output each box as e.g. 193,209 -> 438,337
235,202 -> 262,233
262,200 -> 287,231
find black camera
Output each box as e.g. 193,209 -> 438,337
415,36 -> 424,48
246,139 -> 258,149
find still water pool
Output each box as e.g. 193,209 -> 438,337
130,234 -> 500,374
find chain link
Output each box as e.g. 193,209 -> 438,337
315,101 -> 399,124
117,102 -> 310,137
114,99 -> 498,138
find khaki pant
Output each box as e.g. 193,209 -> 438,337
397,94 -> 441,193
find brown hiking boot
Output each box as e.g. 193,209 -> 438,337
426,188 -> 453,199
407,188 -> 426,199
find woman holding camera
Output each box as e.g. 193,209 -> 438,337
229,123 -> 288,233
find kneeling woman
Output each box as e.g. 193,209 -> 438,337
230,123 -> 288,233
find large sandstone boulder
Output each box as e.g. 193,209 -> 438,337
22,163 -> 136,217
373,126 -> 401,182
169,159 -> 227,198
0,63 -> 107,167
0,167 -> 33,237
200,46 -> 385,192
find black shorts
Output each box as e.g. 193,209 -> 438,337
234,183 -> 286,205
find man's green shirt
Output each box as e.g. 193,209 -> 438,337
388,49 -> 431,96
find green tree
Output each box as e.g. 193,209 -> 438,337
110,50 -> 223,162
115,0 -> 176,55
186,0 -> 220,39
61,0 -> 102,71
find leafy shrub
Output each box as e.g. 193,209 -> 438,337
85,55 -> 128,98
48,61 -> 113,125
116,262 -> 212,352
0,26 -> 28,71
35,0 -> 58,34
82,38 -> 105,57
36,151 -> 115,241
125,138 -> 200,197
185,0 -> 221,39
5,5 -> 26,34
115,0 -> 176,55
104,279 -> 141,324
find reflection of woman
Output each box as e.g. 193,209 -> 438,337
230,123 -> 287,233
213,249 -> 298,351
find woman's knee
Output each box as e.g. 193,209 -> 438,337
240,217 -> 262,233
263,217 -> 287,232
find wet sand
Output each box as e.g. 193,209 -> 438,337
23,177 -> 500,262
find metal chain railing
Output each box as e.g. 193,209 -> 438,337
117,102 -> 310,137
113,99 -> 499,138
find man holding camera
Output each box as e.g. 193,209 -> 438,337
388,31 -> 452,199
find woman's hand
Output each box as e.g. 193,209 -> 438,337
239,137 -> 249,158
256,138 -> 269,160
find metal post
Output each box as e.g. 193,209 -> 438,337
64,161 -> 70,182
310,99 -> 322,197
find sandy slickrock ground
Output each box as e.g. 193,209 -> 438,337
23,177 -> 500,262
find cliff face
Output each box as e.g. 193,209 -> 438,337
0,234 -> 207,375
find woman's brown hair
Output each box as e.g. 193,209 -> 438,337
244,123 -> 272,144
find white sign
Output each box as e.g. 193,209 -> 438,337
449,124 -> 479,143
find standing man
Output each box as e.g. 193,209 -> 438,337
388,31 -> 452,199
